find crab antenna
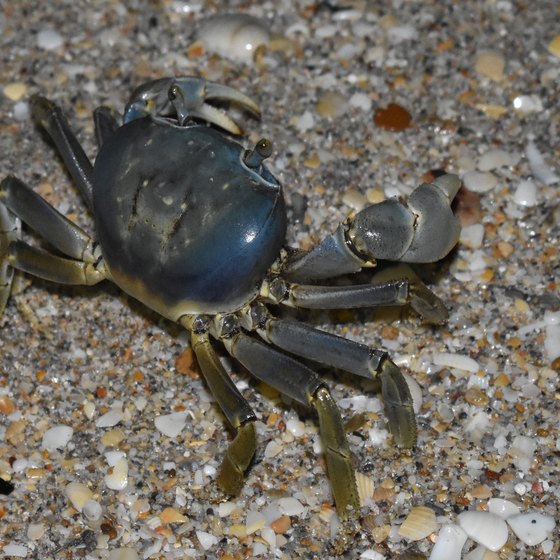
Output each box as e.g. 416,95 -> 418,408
244,138 -> 273,169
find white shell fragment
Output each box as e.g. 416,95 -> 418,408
526,139 -> 559,185
42,425 -> 73,451
198,14 -> 270,63
65,481 -> 94,511
457,511 -> 509,551
433,352 -> 479,373
398,506 -> 437,540
477,149 -> 516,171
507,512 -> 556,545
36,28 -> 64,50
462,171 -> 498,193
105,457 -> 129,490
429,524 -> 468,560
355,472 -> 375,506
154,411 -> 188,438
82,499 -> 103,521
196,530 -> 219,550
513,179 -> 537,207
487,498 -> 520,519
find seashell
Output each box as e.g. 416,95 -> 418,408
428,524 -> 468,560
398,506 -> 437,541
486,498 -> 520,519
456,511 -> 508,552
463,545 -> 499,560
65,481 -> 93,511
105,457 -> 129,490
198,14 -> 270,63
507,512 -> 556,546
355,472 -> 375,506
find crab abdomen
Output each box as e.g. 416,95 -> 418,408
93,119 -> 286,319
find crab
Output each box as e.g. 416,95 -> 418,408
0,76 -> 461,525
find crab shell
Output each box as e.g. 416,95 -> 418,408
94,118 -> 286,320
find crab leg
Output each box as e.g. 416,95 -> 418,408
0,176 -> 98,262
7,241 -> 106,286
263,275 -> 448,325
185,320 -> 257,496
222,330 -> 359,519
256,315 -> 417,447
0,201 -> 20,314
30,96 -> 95,210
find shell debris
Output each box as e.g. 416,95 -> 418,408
398,506 -> 437,541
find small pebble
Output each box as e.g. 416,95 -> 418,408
42,425 -> 73,451
36,28 -> 64,50
278,497 -> 305,516
316,91 -> 348,118
547,35 -> 560,57
198,14 -> 270,63
108,549 -> 139,560
83,499 -> 103,521
474,50 -> 505,81
160,506 -> 188,524
3,83 -> 27,101
26,523 -> 46,541
507,512 -> 556,545
285,418 -> 306,437
457,511 -> 508,551
154,411 -> 188,438
1,543 -> 28,558
460,223 -> 484,249
544,310 -> 560,361
264,440 -> 283,458
513,179 -> 537,206
512,94 -> 543,114
374,103 -> 412,131
462,171 -> 498,193
429,524 -> 468,560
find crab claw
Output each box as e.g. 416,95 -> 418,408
168,77 -> 260,135
123,76 -> 261,135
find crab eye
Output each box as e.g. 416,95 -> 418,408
168,85 -> 179,101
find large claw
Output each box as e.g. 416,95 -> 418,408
348,174 -> 462,264
123,76 -> 260,135
282,173 -> 462,282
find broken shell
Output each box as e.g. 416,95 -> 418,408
198,14 -> 270,63
356,472 -> 375,506
457,511 -> 508,552
507,512 -> 556,545
399,506 -> 437,541
65,481 -> 94,511
429,524 -> 468,560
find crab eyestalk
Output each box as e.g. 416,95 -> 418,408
244,138 -> 273,169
